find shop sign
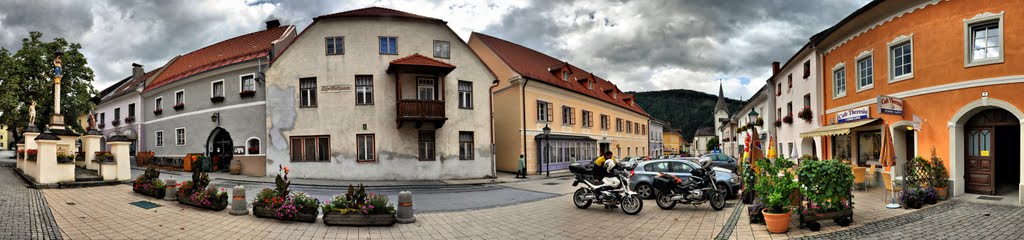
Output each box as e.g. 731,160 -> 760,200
321,84 -> 351,93
233,146 -> 245,154
913,115 -> 922,131
877,95 -> 904,115
837,106 -> 870,123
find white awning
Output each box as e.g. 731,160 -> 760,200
800,118 -> 880,138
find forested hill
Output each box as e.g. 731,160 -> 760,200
630,89 -> 744,140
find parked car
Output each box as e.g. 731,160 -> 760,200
620,156 -> 640,170
629,159 -> 741,199
698,153 -> 738,173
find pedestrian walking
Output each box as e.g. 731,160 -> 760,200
516,154 -> 527,178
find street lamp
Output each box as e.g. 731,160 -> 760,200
543,123 -> 551,177
211,112 -> 221,126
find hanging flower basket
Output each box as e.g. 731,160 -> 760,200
797,107 -> 813,123
239,90 -> 256,98
783,115 -> 794,124
755,117 -> 764,126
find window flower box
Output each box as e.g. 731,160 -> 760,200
248,147 -> 260,155
253,205 -> 318,223
57,151 -> 75,164
173,103 -> 185,111
26,149 -> 38,161
797,107 -> 813,123
94,151 -> 115,163
98,123 -> 106,129
775,120 -> 782,128
239,90 -> 256,98
153,108 -> 163,115
210,96 -> 225,103
782,115 -> 794,124
112,119 -> 121,127
125,116 -> 136,124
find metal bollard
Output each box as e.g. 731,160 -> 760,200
164,178 -> 177,201
396,190 -> 416,223
230,185 -> 248,215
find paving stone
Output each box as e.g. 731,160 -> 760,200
0,167 -> 63,240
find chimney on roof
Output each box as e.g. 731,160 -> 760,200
771,61 -> 781,76
132,63 -> 144,81
265,19 -> 281,29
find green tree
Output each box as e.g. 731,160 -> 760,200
0,32 -> 96,142
706,136 -> 719,152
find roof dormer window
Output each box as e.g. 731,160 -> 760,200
562,71 -> 569,81
588,81 -> 593,90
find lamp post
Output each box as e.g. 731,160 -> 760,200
543,123 -> 551,177
211,112 -> 221,126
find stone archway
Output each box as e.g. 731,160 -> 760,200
205,127 -> 233,171
948,97 -> 1024,204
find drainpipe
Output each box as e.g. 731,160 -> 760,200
520,77 -> 531,175
489,79 -> 499,179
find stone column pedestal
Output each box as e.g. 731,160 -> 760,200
108,139 -> 131,181
35,138 -> 59,184
81,134 -> 102,170
23,132 -> 40,178
16,144 -> 24,170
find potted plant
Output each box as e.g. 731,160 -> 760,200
796,159 -> 854,230
740,163 -> 757,204
176,156 -> 228,211
797,107 -> 813,123
153,108 -> 163,115
899,189 -> 923,209
928,148 -> 950,200
321,184 -> 397,226
782,115 -> 794,124
755,158 -> 799,233
210,96 -> 225,103
252,166 -> 319,223
133,167 -> 166,199
239,90 -> 256,98
173,103 -> 185,111
56,150 -> 75,164
26,149 -> 38,161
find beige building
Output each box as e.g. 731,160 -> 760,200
264,7 -> 495,180
469,32 -> 651,174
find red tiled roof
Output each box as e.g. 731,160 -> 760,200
102,67 -> 163,102
144,26 -> 290,92
390,53 -> 456,68
471,32 -> 650,117
313,6 -> 445,23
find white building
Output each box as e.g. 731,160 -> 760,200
264,7 -> 495,180
94,64 -> 162,159
770,44 -> 823,160
733,85 -> 769,157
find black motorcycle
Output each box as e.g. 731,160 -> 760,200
652,159 -> 726,211
569,163 -> 643,215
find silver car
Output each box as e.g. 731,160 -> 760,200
628,159 -> 741,199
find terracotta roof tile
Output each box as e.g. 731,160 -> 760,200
101,67 -> 163,102
314,6 -> 444,23
144,26 -> 290,92
472,32 -> 649,117
389,53 -> 456,68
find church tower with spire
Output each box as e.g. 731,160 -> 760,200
713,82 -> 729,134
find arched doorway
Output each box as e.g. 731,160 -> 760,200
800,137 -> 816,159
949,97 -> 1024,204
963,109 -> 1019,195
206,127 -> 233,171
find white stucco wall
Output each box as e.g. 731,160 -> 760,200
96,91 -> 143,153
265,18 -> 494,180
773,49 -> 824,159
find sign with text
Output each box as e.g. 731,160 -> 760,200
877,95 -> 904,115
837,106 -> 870,123
233,146 -> 245,154
321,84 -> 351,93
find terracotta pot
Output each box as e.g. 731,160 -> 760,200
935,187 -> 948,200
229,159 -> 242,175
762,209 -> 791,233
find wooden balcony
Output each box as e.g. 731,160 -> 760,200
397,99 -> 447,128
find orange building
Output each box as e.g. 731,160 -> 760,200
802,0 -> 1023,203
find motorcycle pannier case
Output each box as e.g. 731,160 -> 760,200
652,175 -> 677,192
569,163 -> 592,174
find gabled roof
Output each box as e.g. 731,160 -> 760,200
694,127 -> 716,137
313,6 -> 445,23
101,67 -> 162,103
144,26 -> 291,92
471,32 -> 649,117
389,53 -> 456,69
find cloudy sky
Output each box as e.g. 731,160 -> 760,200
0,0 -> 868,100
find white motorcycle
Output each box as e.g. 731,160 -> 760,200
569,163 -> 643,215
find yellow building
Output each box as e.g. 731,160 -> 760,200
0,125 -> 8,150
469,32 -> 651,174
662,130 -> 682,155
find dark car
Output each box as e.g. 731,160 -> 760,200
628,159 -> 741,199
699,153 -> 738,173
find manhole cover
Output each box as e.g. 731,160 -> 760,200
977,196 -> 1004,201
129,201 -> 162,209
542,182 -> 560,185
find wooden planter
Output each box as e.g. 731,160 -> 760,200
799,209 -> 853,230
133,185 -> 166,199
176,192 -> 228,211
253,206 -> 317,223
322,212 -> 396,226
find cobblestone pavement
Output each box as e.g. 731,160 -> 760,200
800,200 -> 1024,240
0,167 -> 63,240
43,179 -> 737,239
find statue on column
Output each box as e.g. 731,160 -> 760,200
53,54 -> 62,85
28,100 -> 36,126
88,109 -> 96,130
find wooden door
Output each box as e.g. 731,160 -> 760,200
965,127 -> 995,194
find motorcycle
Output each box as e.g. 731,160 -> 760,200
569,163 -> 643,215
652,159 -> 726,211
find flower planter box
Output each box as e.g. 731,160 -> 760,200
799,209 -> 853,230
322,212 -> 396,226
153,109 -> 163,115
133,185 -> 166,199
210,96 -> 225,103
125,117 -> 136,124
176,192 -> 228,211
252,206 -> 317,223
239,90 -> 256,98
112,120 -> 121,127
173,104 -> 185,111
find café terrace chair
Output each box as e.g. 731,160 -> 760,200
865,164 -> 877,187
853,167 -> 867,191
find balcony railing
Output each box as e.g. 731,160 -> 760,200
397,99 -> 446,128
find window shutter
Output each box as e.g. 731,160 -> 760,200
547,103 -> 554,122
570,108 -> 576,125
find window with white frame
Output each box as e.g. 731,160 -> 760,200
155,97 -> 162,110
964,12 -> 1003,67
175,128 -> 186,146
833,65 -> 846,98
433,40 -> 450,59
856,55 -> 873,90
212,80 -> 224,98
562,106 -> 575,125
357,134 -> 374,161
155,131 -> 163,147
418,131 -> 435,161
325,37 -> 344,55
175,91 -> 184,105
888,36 -> 913,81
458,81 -> 472,109
247,138 -> 260,155
459,132 -> 474,160
537,101 -> 552,122
241,74 -> 256,92
355,75 -> 373,105
300,77 -> 317,107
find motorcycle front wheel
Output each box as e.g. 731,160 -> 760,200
573,188 -> 592,209
656,191 -> 677,210
710,191 -> 726,211
620,194 -> 643,215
